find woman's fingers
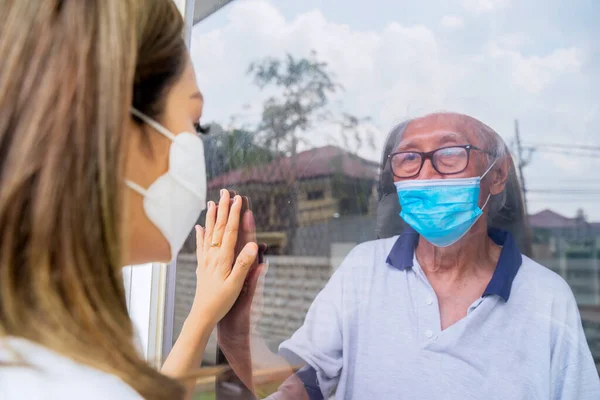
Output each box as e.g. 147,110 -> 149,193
210,189 -> 231,250
220,195 -> 243,265
195,225 -> 205,260
203,201 -> 217,254
229,242 -> 258,286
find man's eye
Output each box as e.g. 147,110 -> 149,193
195,122 -> 211,135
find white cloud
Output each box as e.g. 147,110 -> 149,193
191,1 -> 449,151
440,15 -> 465,30
190,0 -> 600,218
494,33 -> 531,50
485,42 -> 584,93
460,0 -> 511,14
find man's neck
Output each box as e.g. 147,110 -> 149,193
415,225 -> 500,286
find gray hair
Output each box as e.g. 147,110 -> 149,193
377,112 -> 527,247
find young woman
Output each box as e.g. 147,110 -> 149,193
0,1 -> 256,399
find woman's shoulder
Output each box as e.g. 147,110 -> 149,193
0,337 -> 142,399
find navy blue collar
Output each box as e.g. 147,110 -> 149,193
386,227 -> 522,302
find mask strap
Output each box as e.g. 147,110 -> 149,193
131,108 -> 176,141
481,193 -> 492,210
125,179 -> 148,197
481,158 -> 498,180
480,158 -> 499,211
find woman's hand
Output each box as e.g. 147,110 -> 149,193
162,189 -> 257,396
218,209 -> 267,343
191,189 -> 259,327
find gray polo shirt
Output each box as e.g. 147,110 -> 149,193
279,228 -> 600,399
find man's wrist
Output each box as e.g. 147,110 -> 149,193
218,326 -> 251,349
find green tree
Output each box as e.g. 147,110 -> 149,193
247,50 -> 375,254
248,50 -> 337,156
248,50 -> 374,156
203,124 -> 274,181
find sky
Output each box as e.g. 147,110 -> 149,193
190,0 -> 600,220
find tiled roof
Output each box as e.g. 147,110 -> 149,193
208,145 -> 378,189
529,209 -> 581,229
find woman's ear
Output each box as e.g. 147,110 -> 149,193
489,156 -> 510,196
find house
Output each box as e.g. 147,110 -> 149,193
529,209 -> 600,259
206,145 -> 379,254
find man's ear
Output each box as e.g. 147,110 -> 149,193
489,156 -> 509,196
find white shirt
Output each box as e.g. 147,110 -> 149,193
0,337 -> 142,399
280,229 -> 600,399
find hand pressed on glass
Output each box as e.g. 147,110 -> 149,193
216,199 -> 268,394
219,206 -> 268,338
190,189 -> 259,327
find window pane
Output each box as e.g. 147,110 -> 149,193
172,1 -> 600,397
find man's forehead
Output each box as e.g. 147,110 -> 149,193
400,113 -> 480,144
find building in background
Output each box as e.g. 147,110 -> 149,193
206,145 -> 379,255
529,209 -> 600,367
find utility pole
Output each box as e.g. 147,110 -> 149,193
514,120 -> 534,256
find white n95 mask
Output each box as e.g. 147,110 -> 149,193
125,108 -> 207,261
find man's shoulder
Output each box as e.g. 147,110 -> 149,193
347,236 -> 400,258
516,256 -> 574,297
511,256 -> 579,317
337,236 -> 402,275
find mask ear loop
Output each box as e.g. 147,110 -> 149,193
480,158 -> 498,211
131,107 -> 176,141
481,193 -> 492,211
125,180 -> 149,197
125,108 -> 176,197
481,158 -> 498,180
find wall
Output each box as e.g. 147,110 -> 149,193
174,253 -> 333,363
174,252 -> 600,370
257,255 -> 332,352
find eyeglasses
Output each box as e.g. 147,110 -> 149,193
388,145 -> 494,178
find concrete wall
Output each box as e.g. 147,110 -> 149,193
173,253 -> 333,363
257,255 -> 332,352
173,252 -> 600,368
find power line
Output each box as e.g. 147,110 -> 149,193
528,198 -> 600,203
522,142 -> 600,152
528,177 -> 600,182
530,148 -> 600,158
529,190 -> 600,195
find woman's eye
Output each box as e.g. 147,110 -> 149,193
195,122 -> 211,135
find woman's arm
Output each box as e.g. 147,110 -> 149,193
161,190 -> 258,399
161,310 -> 213,395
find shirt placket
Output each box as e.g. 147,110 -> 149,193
412,263 -> 442,346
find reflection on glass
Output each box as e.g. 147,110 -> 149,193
172,0 -> 600,397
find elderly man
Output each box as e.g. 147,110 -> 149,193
218,112 -> 600,399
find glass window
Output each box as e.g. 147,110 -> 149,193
171,0 -> 600,397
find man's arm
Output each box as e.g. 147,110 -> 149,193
220,250 -> 353,399
553,360 -> 600,400
550,292 -> 600,400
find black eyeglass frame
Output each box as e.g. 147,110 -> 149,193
388,144 -> 495,179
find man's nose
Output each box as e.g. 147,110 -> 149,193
416,158 -> 442,180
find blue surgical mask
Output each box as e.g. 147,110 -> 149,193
394,161 -> 496,247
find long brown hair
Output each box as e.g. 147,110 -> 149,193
0,1 -> 187,398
